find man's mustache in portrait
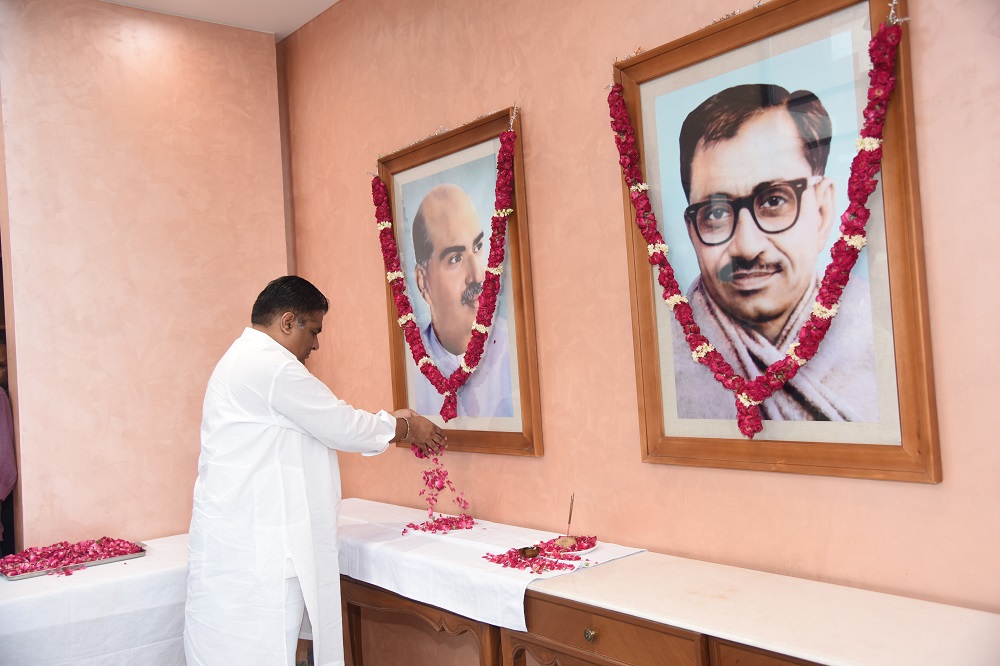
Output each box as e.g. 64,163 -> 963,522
717,256 -> 784,282
462,281 -> 484,306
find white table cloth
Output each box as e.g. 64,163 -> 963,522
337,498 -> 644,632
5,503 -> 996,666
0,534 -> 189,666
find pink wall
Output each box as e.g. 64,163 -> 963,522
0,0 -> 288,546
0,0 -> 995,621
282,0 -> 1000,613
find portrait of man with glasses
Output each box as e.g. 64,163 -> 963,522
670,83 -> 878,422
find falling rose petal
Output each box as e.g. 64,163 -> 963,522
403,443 -> 475,535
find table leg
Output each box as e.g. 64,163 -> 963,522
346,601 -> 364,666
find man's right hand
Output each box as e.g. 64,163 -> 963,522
391,409 -> 447,456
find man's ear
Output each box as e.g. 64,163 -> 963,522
814,176 -> 836,248
415,264 -> 432,306
278,311 -> 297,336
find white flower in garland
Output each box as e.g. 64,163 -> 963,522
786,341 -> 807,366
856,136 -> 883,151
376,221 -> 392,231
666,294 -> 688,311
472,322 -> 490,335
811,302 -> 839,320
843,234 -> 868,250
397,313 -> 415,327
737,393 -> 763,407
691,342 -> 714,362
418,356 -> 436,369
386,271 -> 404,282
486,266 -> 503,276
647,242 -> 669,257
494,208 -> 514,217
629,182 -> 649,193
460,359 -> 478,374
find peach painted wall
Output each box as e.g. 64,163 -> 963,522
282,0 -> 1000,614
0,0 -> 287,546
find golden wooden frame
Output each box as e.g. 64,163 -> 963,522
614,0 -> 940,481
378,109 -> 542,456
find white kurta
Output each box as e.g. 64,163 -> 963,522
184,328 -> 395,666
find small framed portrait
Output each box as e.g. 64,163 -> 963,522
614,0 -> 940,481
378,108 -> 542,456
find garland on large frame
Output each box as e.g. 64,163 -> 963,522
608,19 -> 905,439
371,129 -> 517,422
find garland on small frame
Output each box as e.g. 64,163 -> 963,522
608,20 -> 904,439
371,129 -> 517,422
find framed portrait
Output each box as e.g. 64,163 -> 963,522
378,108 -> 542,456
614,0 -> 940,481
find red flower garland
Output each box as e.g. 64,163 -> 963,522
372,130 -> 518,421
608,23 -> 903,438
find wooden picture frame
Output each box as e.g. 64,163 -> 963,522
614,0 -> 940,481
378,108 -> 542,456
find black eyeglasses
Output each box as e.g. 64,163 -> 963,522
683,176 -> 823,246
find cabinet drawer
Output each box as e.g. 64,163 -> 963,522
708,638 -> 820,666
522,593 -> 706,665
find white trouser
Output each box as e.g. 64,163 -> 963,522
285,576 -> 306,665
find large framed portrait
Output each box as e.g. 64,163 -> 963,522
378,109 -> 542,456
614,0 -> 940,481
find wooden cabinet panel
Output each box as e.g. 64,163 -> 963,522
708,638 -> 820,666
341,576 -> 500,666
339,579 -> 824,666
501,591 -> 708,666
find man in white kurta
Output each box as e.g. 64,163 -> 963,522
185,276 -> 443,666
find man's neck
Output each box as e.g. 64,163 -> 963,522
430,321 -> 470,357
749,282 -> 817,346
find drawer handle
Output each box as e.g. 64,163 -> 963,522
583,628 -> 597,642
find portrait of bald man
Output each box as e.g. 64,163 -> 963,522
409,183 -> 513,418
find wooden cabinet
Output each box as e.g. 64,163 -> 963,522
501,591 -> 708,665
499,592 -> 823,666
341,576 -> 501,666
707,638 -> 819,666
337,580 -> 834,666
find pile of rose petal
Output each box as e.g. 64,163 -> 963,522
0,537 -> 143,578
484,535 -> 598,574
403,443 -> 475,535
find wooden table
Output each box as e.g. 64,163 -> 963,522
335,501 -> 1000,666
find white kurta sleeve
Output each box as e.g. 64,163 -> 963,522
269,359 -> 395,454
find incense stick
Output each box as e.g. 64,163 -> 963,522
566,493 -> 575,537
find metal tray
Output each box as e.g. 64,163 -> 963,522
1,542 -> 147,581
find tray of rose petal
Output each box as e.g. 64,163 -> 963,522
0,537 -> 146,581
485,535 -> 598,574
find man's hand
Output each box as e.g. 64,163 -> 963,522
391,408 -> 447,457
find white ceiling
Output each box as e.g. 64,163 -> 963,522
103,0 -> 341,40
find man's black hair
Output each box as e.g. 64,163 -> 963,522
679,83 -> 832,200
251,276 -> 329,326
412,207 -> 434,267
